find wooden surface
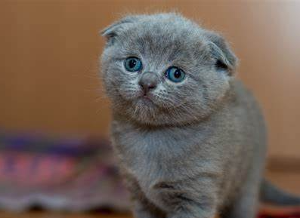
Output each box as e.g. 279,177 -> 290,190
0,1 -> 300,159
0,170 -> 299,218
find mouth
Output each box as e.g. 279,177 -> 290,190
136,94 -> 156,107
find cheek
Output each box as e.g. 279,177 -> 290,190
206,76 -> 230,101
171,79 -> 208,110
102,62 -> 140,100
118,73 -> 141,100
154,81 -> 198,107
176,79 -> 200,99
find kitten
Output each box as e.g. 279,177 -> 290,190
100,13 -> 300,218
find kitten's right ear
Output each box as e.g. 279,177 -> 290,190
100,15 -> 140,46
204,31 -> 238,76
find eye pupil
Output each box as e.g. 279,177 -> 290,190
129,59 -> 136,68
174,70 -> 181,78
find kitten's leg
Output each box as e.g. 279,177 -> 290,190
166,201 -> 217,218
154,177 -> 219,218
133,199 -> 166,218
221,158 -> 264,218
133,201 -> 155,218
123,172 -> 166,218
221,183 -> 260,218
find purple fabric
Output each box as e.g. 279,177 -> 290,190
0,130 -> 129,212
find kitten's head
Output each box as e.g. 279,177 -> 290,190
100,13 -> 237,126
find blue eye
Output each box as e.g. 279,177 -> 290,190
124,57 -> 142,72
165,67 -> 185,83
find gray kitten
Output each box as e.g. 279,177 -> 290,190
100,13 -> 300,218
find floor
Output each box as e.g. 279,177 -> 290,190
0,171 -> 299,218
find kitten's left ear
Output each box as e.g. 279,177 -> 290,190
205,31 -> 238,76
100,15 -> 141,46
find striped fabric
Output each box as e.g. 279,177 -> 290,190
0,130 -> 129,212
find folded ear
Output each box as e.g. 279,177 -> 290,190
100,15 -> 141,46
205,31 -> 238,76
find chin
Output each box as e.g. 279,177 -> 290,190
126,105 -> 176,126
136,97 -> 155,107
122,101 -> 159,125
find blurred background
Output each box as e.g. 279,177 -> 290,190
0,0 -> 299,217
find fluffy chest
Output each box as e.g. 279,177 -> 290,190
112,120 -> 213,185
117,127 -> 182,181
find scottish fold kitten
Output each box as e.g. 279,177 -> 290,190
100,13 -> 300,218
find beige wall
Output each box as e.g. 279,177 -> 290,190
0,1 -> 299,159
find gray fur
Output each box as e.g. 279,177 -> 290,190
100,13 -> 299,218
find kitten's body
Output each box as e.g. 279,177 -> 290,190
100,13 -> 300,218
111,80 -> 266,218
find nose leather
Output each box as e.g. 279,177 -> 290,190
139,72 -> 159,94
